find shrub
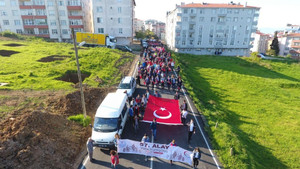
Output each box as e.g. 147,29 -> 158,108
68,114 -> 91,127
1,31 -> 25,40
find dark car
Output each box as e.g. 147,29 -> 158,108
115,45 -> 132,52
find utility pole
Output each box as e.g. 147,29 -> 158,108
71,28 -> 87,118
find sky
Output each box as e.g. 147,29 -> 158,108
134,0 -> 300,34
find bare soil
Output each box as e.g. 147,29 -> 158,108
3,43 -> 24,47
0,50 -> 20,57
38,55 -> 70,62
56,71 -> 91,84
0,52 -> 137,169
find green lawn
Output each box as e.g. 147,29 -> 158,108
174,54 -> 300,169
0,38 -> 134,90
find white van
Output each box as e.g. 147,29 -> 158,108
91,92 -> 129,148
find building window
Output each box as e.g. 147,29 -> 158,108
98,28 -> 104,33
49,10 -> 55,16
227,9 -> 232,14
39,29 -> 49,34
97,7 -> 103,13
190,9 -> 194,14
59,10 -> 65,16
48,0 -> 54,6
211,17 -> 216,22
118,18 -> 122,24
3,20 -> 9,25
0,10 -> 7,16
197,41 -> 201,45
16,29 -> 23,34
10,0 -> 17,6
117,0 -> 122,2
36,9 -> 46,15
234,9 -> 239,14
118,7 -> 122,13
182,41 -> 186,45
0,0 -> 5,6
14,20 -> 21,25
212,9 -> 216,14
33,0 -> 44,5
35,19 -> 47,25
62,29 -> 68,34
233,17 -> 238,22
69,19 -> 82,25
24,19 -> 34,25
189,40 -> 193,45
60,20 -> 67,25
199,9 -> 204,14
50,20 -> 56,26
183,17 -> 188,22
119,28 -> 123,34
97,17 -> 103,23
247,17 -> 251,22
52,29 -> 58,34
247,9 -> 253,14
58,1 -> 64,6
183,9 -> 188,14
12,10 -> 18,16
199,17 -> 204,21
226,17 -> 231,22
68,0 -> 81,6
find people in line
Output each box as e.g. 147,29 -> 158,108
188,119 -> 196,144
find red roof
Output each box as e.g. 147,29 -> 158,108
181,3 -> 259,9
287,33 -> 300,37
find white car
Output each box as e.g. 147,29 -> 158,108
116,76 -> 136,99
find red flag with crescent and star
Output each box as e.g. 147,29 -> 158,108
143,95 -> 182,125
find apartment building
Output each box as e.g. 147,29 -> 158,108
0,0 -> 84,42
133,18 -> 144,32
144,19 -> 165,40
278,24 -> 300,58
83,0 -> 135,45
166,2 -> 260,56
251,30 -> 270,54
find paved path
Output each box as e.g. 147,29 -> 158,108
78,54 -> 222,169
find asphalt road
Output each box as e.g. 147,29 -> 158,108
79,55 -> 222,169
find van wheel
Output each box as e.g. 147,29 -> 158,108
107,46 -> 111,48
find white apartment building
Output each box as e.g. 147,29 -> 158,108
278,24 -> 300,57
166,2 -> 260,56
83,0 -> 135,45
144,19 -> 165,39
251,30 -> 270,54
0,0 -> 84,42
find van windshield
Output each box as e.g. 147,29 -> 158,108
94,117 -> 118,132
118,83 -> 130,89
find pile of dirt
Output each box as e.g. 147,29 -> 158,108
0,110 -> 89,169
0,50 -> 20,57
0,88 -> 115,169
3,43 -> 24,47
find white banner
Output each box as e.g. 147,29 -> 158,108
117,139 -> 192,165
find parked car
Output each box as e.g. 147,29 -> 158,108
116,76 -> 136,99
115,45 -> 132,52
257,53 -> 266,59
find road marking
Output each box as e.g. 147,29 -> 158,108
174,71 -> 221,169
150,135 -> 154,169
80,147 -> 95,169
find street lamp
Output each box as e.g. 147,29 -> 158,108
71,28 -> 87,118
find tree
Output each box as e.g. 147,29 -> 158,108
270,31 -> 280,56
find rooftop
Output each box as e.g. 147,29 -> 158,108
180,3 -> 259,9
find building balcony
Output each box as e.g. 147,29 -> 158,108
250,37 -> 255,41
24,25 -> 48,29
218,14 -> 227,17
214,44 -> 223,48
291,45 -> 300,49
68,15 -> 83,19
254,13 -> 259,17
188,29 -> 195,33
217,21 -> 226,25
252,21 -> 258,25
69,25 -> 84,29
189,21 -> 196,24
21,15 -> 47,19
175,36 -> 181,40
177,13 -> 182,16
19,5 -> 46,9
190,13 -> 196,17
67,6 -> 82,10
215,37 -> 224,41
176,21 -> 182,25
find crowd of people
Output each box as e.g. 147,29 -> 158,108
86,41 -> 202,169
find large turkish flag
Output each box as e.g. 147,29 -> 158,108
143,95 -> 182,125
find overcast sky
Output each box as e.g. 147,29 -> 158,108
134,0 -> 300,34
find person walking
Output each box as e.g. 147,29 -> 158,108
141,134 -> 150,161
174,91 -> 180,100
154,90 -> 160,97
181,100 -> 188,111
169,139 -> 177,165
188,119 -> 196,144
114,133 -> 120,151
86,137 -> 95,162
150,118 -> 158,140
192,147 -> 201,168
129,105 -> 134,127
181,109 -> 188,125
139,102 -> 145,119
110,150 -> 119,169
134,115 -> 139,134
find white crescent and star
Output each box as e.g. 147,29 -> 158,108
153,107 -> 172,119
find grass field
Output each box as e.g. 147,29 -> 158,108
0,38 -> 134,90
174,54 -> 300,169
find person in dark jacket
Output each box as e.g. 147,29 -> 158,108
87,137 -> 95,162
150,118 -> 158,140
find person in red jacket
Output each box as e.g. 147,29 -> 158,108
110,150 -> 119,169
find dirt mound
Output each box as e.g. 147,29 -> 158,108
0,50 -> 20,57
3,43 -> 24,47
38,55 -> 70,62
0,110 -> 89,169
47,87 -> 115,116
